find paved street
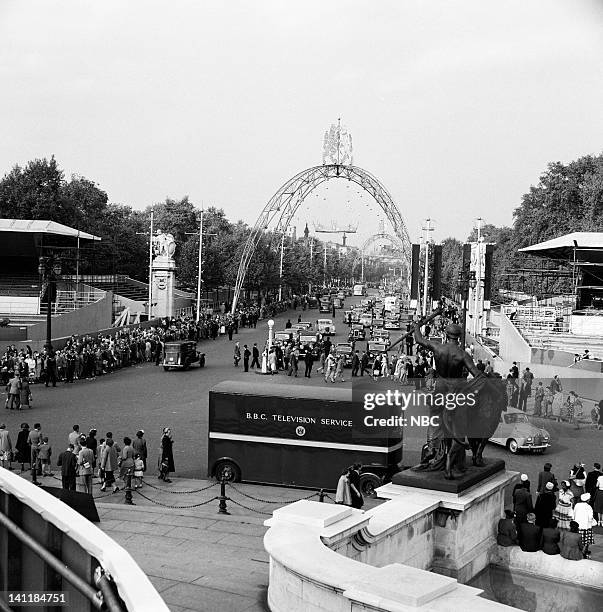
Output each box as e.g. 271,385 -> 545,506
2,297 -> 601,492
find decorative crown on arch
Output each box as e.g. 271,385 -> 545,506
322,119 -> 353,166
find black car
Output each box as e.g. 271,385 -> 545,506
163,341 -> 205,371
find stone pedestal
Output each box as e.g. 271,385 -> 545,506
151,256 -> 176,319
378,469 -> 518,583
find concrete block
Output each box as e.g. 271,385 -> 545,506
270,499 -> 353,528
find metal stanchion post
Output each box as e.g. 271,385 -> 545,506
319,489 -> 325,502
125,469 -> 134,505
218,477 -> 229,515
31,461 -> 39,486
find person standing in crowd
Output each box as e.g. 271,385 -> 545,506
19,375 -> 32,409
360,350 -> 370,376
348,463 -> 364,510
38,436 -> 52,476
335,467 -> 352,506
134,454 -> 145,488
537,462 -> 557,494
534,482 -> 556,528
132,430 -> 148,472
119,437 -> 136,484
574,493 -> 595,558
15,423 -> 30,472
86,429 -> 98,463
496,509 -> 518,546
100,438 -> 119,493
5,372 -> 21,410
159,427 -> 175,483
351,350 -> 360,377
28,423 -> 43,476
585,462 -> 602,507
268,349 -> 277,375
288,348 -> 299,377
540,518 -> 561,556
324,351 -> 336,383
533,382 -> 545,417
303,346 -> 313,378
593,470 -> 603,526
251,343 -> 260,369
510,362 -> 519,378
519,513 -> 541,552
57,444 -> 77,491
553,480 -> 574,530
68,425 -> 81,454
513,474 -> 533,527
560,521 -> 583,560
0,424 -> 12,470
78,439 -> 95,495
233,342 -> 241,367
243,345 -> 251,372
45,352 -> 57,387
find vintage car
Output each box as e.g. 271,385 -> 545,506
348,324 -> 366,342
333,297 -> 344,309
316,318 -> 336,336
334,342 -> 354,367
384,316 -> 401,330
359,313 -> 374,328
163,341 -> 206,371
291,321 -> 313,331
337,291 -> 345,301
371,329 -> 391,345
489,408 -> 551,454
307,296 -> 319,309
274,330 -> 298,343
366,341 -> 389,359
319,298 -> 333,313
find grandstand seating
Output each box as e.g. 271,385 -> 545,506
84,278 -> 148,302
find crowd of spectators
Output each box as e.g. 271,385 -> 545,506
497,461 -> 603,560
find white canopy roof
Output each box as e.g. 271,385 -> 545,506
0,219 -> 101,241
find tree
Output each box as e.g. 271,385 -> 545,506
441,237 -> 463,298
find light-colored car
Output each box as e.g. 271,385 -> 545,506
316,319 -> 336,336
359,313 -> 373,327
489,408 -> 551,454
291,321 -> 313,331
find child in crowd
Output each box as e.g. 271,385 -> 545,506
38,436 -> 52,476
134,453 -> 145,489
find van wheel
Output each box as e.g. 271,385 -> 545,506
507,439 -> 519,454
163,366 -> 170,371
215,460 -> 241,482
359,473 -> 381,498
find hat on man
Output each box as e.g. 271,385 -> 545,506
545,482 -> 554,490
445,324 -> 462,338
520,474 -> 528,481
526,513 -> 536,522
581,493 -> 591,502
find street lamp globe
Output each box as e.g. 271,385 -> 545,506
268,319 -> 275,328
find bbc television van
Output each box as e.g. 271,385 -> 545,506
353,284 -> 367,296
208,381 -> 402,492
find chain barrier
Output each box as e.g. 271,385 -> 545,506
133,488 -> 220,509
140,478 -> 219,494
227,498 -> 273,516
226,482 -> 319,504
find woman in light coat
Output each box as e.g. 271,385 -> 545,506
100,438 -> 120,493
78,440 -> 95,495
335,468 -> 352,506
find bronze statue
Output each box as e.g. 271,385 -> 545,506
412,321 -> 505,480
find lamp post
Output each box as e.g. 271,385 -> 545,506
267,319 -> 275,351
38,255 -> 62,352
458,269 -> 476,351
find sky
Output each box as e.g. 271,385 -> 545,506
2,0 -> 603,248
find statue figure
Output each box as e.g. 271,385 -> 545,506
152,230 -> 176,259
412,322 -> 505,480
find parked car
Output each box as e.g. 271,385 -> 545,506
489,408 -> 551,454
334,342 -> 354,367
371,329 -> 391,345
163,341 -> 206,371
367,341 -> 388,359
359,313 -> 373,328
316,319 -> 336,336
384,317 -> 401,330
291,321 -> 314,331
274,330 -> 298,343
348,324 -> 366,342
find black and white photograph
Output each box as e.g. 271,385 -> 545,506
0,1 -> 602,610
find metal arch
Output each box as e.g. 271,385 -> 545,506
231,164 -> 412,312
351,232 -> 409,282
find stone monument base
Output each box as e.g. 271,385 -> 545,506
378,469 -> 518,583
392,459 -> 506,494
